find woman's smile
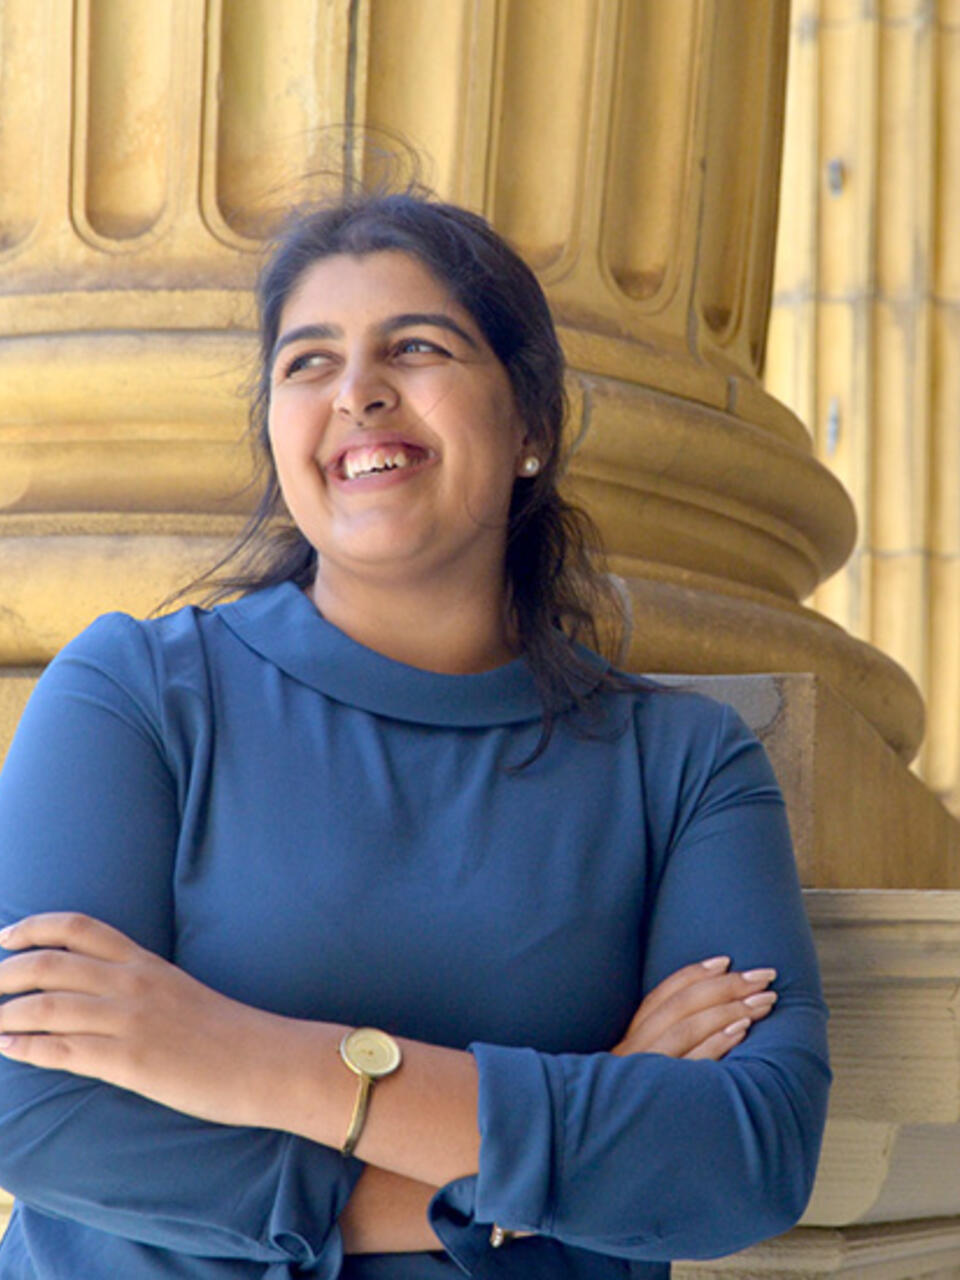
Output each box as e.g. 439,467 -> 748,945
325,435 -> 438,486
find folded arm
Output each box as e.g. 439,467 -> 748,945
0,618 -> 360,1270
428,705 -> 831,1266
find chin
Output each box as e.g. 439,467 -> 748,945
317,537 -> 432,576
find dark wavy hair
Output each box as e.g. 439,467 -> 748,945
183,190 -> 633,760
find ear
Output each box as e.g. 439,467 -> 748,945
513,418 -> 539,474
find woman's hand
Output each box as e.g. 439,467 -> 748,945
0,912 -> 291,1128
611,956 -> 778,1059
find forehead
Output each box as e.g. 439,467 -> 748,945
279,250 -> 469,330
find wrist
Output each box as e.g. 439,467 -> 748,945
257,1018 -> 480,1187
245,1014 -> 351,1137
341,1167 -> 441,1254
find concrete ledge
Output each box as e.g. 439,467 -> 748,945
675,1217 -> 960,1278
674,888 -> 960,1265
801,889 -> 960,1228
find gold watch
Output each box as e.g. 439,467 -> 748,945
338,1027 -> 402,1158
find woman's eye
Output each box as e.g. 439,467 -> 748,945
282,351 -> 331,377
395,337 -> 448,357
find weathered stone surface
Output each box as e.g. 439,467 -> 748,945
675,887 -> 960,1276
0,671 -> 36,765
802,890 -> 960,1225
675,1217 -> 960,1279
654,674 -> 959,888
766,0 -> 960,818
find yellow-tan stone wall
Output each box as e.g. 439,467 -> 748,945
767,0 -> 960,818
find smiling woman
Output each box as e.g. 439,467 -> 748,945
215,193 -> 628,710
0,191 -> 830,1280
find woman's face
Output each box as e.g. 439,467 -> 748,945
267,250 -> 529,590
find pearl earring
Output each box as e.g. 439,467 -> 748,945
520,455 -> 541,476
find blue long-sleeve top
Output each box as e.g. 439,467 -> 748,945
0,582 -> 830,1278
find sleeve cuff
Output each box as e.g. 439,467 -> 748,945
428,1176 -> 488,1275
470,1041 -> 557,1231
427,1042 -> 559,1272
472,1041 -> 558,1231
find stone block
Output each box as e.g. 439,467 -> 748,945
657,673 -> 960,889
802,889 -> 960,1226
674,1217 -> 960,1279
674,888 -> 960,1274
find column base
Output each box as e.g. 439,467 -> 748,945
655,674 -> 958,888
674,1219 -> 960,1278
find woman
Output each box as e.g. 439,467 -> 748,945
0,193 -> 830,1278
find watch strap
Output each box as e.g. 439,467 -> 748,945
341,1069 -> 372,1158
338,1028 -> 402,1158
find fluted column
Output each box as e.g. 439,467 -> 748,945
0,0 -> 926,764
0,0 -> 368,653
354,0 -> 923,761
767,0 -> 960,816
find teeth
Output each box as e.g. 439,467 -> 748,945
342,446 -> 418,480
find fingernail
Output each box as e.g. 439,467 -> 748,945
701,955 -> 730,972
744,991 -> 778,1009
742,967 -> 777,984
0,1035 -> 14,1050
724,1017 -> 751,1036
0,927 -> 12,946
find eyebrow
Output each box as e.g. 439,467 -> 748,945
271,312 -> 480,365
383,313 -> 479,350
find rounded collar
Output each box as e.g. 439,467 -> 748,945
217,582 -> 551,727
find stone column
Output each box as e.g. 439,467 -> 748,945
0,0 -> 364,656
0,0 -> 924,761
2,1 -> 960,1271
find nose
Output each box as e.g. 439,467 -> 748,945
332,360 -> 398,423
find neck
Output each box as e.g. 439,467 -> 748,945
308,566 -> 519,674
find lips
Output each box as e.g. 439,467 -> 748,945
328,438 -> 433,481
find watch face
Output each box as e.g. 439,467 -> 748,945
341,1027 -> 402,1078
